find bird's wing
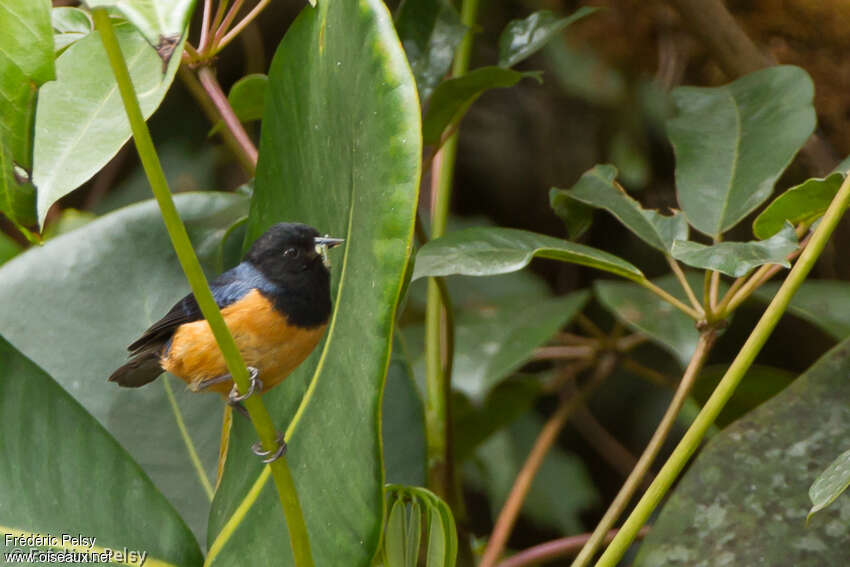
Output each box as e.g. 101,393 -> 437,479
127,263 -> 265,353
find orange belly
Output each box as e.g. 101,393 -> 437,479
161,289 -> 327,396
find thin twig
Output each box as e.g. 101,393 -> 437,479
497,527 -> 651,567
196,66 -> 259,166
211,0 -> 231,36
177,66 -> 256,174
575,313 -> 607,340
571,330 -> 718,567
479,354 -> 618,567
570,404 -> 647,484
214,0 -> 272,55
533,345 -> 596,361
615,333 -> 647,353
199,0 -> 213,52
621,357 -> 673,388
638,278 -> 702,320
709,270 -> 720,310
666,256 -> 703,314
556,332 -> 599,346
213,0 -> 246,47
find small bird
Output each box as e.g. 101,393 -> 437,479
109,222 -> 343,398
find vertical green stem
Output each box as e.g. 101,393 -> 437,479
594,174 -> 850,566
93,11 -> 314,566
424,0 -> 481,503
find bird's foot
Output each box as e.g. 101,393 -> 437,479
252,432 -> 287,463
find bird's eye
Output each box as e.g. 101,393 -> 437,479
284,247 -> 299,258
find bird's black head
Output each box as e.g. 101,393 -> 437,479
246,222 -> 341,284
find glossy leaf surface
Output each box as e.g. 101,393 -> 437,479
0,332 -> 203,566
497,7 -> 596,68
413,227 -> 644,282
753,173 -> 845,239
32,22 -> 183,226
207,1 -> 420,565
0,193 -> 249,542
394,0 -> 465,101
671,223 -> 798,277
422,67 -> 541,144
669,66 -> 815,237
636,337 -> 850,566
553,164 -> 687,253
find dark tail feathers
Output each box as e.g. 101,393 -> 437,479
108,351 -> 163,387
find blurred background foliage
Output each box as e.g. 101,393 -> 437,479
4,0 -> 850,564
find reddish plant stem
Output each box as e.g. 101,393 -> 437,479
196,66 -> 258,167
478,354 -> 618,567
496,527 -> 651,567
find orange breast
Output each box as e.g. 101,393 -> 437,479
161,289 -> 327,396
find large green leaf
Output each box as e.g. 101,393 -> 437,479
552,164 -> 687,253
394,0 -> 466,101
635,336 -> 850,566
0,193 -> 249,542
671,222 -> 798,277
594,273 -> 703,367
753,173 -> 846,239
207,2 -> 420,565
412,227 -> 644,282
32,21 -> 184,226
669,66 -> 815,237
85,0 -> 195,63
422,67 -> 541,145
0,0 -> 53,226
0,336 -> 203,566
497,7 -> 597,68
754,280 -> 850,341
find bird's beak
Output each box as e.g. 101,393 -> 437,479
314,236 -> 345,248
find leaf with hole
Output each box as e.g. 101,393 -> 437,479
206,1 -> 420,565
753,173 -> 845,239
669,66 -> 815,237
498,7 -> 597,68
423,67 -> 541,145
412,227 -> 644,282
85,0 -> 195,64
394,0 -> 466,101
553,164 -> 687,253
671,223 -> 798,277
0,193 -> 249,541
32,21 -> 184,226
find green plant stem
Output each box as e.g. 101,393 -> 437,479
424,0 -> 480,504
638,277 -> 702,320
594,172 -> 850,567
479,354 -> 617,567
666,256 -> 703,314
572,330 -> 716,567
92,10 -> 314,566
